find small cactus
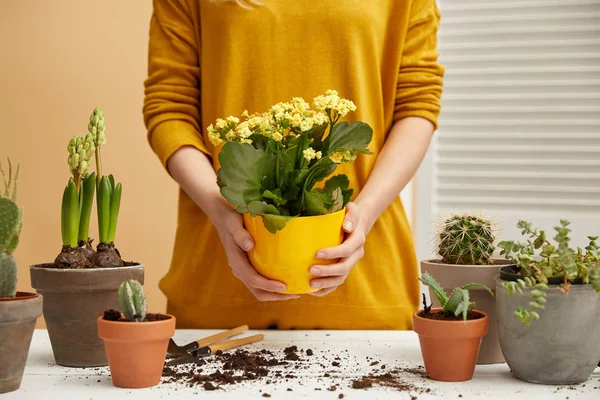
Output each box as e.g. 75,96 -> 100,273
436,214 -> 496,265
117,280 -> 146,322
0,159 -> 22,298
0,253 -> 17,297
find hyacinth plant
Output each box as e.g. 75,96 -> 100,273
499,220 -> 600,326
55,107 -> 124,268
436,214 -> 497,265
210,90 -> 373,233
419,272 -> 493,321
0,159 -> 22,297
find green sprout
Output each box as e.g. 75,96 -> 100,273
419,272 -> 494,321
97,175 -> 122,244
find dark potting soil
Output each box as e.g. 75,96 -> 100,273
102,309 -> 169,322
419,310 -> 484,321
162,345 -> 430,395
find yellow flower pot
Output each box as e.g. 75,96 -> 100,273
243,210 -> 346,294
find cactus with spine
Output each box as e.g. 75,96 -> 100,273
419,272 -> 493,321
0,159 -> 22,297
117,279 -> 146,322
499,220 -> 600,326
436,214 -> 497,265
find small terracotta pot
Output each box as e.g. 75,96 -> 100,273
413,308 -> 488,382
97,314 -> 176,388
0,292 -> 43,393
243,209 -> 345,294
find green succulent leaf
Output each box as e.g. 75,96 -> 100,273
248,200 -> 280,216
461,283 -> 494,298
418,272 -> 449,308
303,190 -> 329,216
262,189 -> 287,206
261,214 -> 293,234
325,121 -> 373,154
323,174 -> 353,206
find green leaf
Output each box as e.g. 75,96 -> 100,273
108,174 -> 115,191
78,173 -> 96,242
304,190 -> 329,216
107,182 -> 122,243
444,289 -> 463,315
262,189 -> 286,206
418,273 -> 449,307
323,174 -> 354,206
305,123 -> 328,151
303,158 -> 336,192
97,176 -> 112,243
328,187 -> 344,213
61,178 -> 80,247
248,200 -> 280,216
461,283 -> 494,298
326,121 -> 373,154
261,214 -> 293,234
249,134 -> 269,151
217,142 -> 276,211
282,171 -> 300,201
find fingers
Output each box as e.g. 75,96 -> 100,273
343,202 -> 359,233
231,226 -> 254,251
249,288 -> 300,302
310,247 -> 365,278
308,286 -> 338,297
228,246 -> 287,293
316,230 -> 365,260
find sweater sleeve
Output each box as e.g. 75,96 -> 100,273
394,0 -> 445,129
143,0 -> 210,169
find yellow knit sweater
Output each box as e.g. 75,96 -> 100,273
143,0 -> 443,329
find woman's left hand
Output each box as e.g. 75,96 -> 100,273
308,202 -> 371,297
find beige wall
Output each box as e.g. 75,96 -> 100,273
0,1 -> 174,327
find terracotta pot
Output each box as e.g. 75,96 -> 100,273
243,210 -> 345,294
420,259 -> 511,365
413,308 -> 488,382
97,314 -> 176,388
30,264 -> 144,367
0,292 -> 43,393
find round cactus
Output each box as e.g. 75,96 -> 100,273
0,253 -> 17,297
437,214 -> 496,265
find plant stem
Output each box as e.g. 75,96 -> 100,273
275,141 -> 280,189
95,147 -> 102,187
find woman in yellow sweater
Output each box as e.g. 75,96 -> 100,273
143,0 -> 443,330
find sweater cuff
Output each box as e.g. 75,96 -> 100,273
393,109 -> 439,131
149,119 -> 212,168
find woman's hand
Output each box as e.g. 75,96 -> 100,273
308,202 -> 371,297
212,206 -> 301,302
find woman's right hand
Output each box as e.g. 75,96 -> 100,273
212,206 -> 301,302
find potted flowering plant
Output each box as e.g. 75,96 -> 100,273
496,220 -> 600,385
0,160 -> 43,393
209,90 -> 373,293
30,108 -> 143,367
98,280 -> 175,389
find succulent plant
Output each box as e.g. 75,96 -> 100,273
117,279 -> 146,322
0,159 -> 22,297
419,272 -> 493,321
499,220 -> 600,326
436,214 -> 497,265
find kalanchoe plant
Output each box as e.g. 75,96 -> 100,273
87,108 -> 124,268
117,279 -> 147,322
436,214 -> 497,265
419,272 -> 494,321
498,220 -> 600,326
0,159 -> 22,297
211,90 -> 373,233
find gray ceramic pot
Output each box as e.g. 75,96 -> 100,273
30,264 -> 144,367
421,259 -> 509,364
496,276 -> 600,384
0,292 -> 43,393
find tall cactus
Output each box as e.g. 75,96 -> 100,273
0,159 -> 22,297
117,280 -> 147,322
437,214 -> 496,265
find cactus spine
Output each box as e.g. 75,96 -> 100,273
0,159 -> 22,297
117,280 -> 146,322
437,214 -> 496,265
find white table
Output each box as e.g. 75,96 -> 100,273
6,330 -> 599,399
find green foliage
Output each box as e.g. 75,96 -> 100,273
117,280 -> 146,322
436,214 -> 496,265
78,173 -> 96,242
96,175 -> 122,244
216,100 -> 372,233
418,272 -> 493,321
0,253 -> 17,297
499,220 -> 600,326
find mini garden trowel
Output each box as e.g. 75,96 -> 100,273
166,333 -> 265,366
167,324 -> 250,356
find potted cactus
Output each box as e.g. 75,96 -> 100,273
211,91 -> 373,293
0,160 -> 43,393
30,107 -> 143,367
420,213 -> 512,364
496,220 -> 600,384
413,272 -> 492,382
97,280 -> 175,389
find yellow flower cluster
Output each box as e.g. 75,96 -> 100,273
303,147 -> 322,161
313,90 -> 357,118
207,90 -> 357,147
329,150 -> 357,164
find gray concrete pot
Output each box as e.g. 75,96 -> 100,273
0,292 -> 43,393
421,259 -> 509,364
30,264 -> 144,367
496,275 -> 600,384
